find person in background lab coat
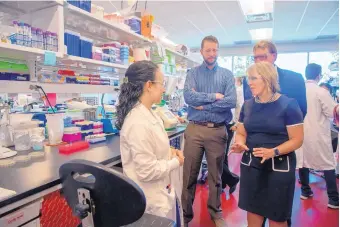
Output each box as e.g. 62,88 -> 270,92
116,61 -> 185,223
298,63 -> 339,209
221,76 -> 244,193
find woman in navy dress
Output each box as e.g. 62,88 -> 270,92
229,62 -> 304,227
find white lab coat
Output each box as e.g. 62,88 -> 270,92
234,85 -> 244,123
120,103 -> 180,222
296,81 -> 337,170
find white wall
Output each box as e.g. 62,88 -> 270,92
191,40 -> 339,56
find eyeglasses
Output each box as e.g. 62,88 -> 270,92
251,54 -> 268,61
151,80 -> 166,86
246,76 -> 261,83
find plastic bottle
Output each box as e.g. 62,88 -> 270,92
54,33 -> 58,52
50,32 -> 54,51
27,24 -> 32,47
51,33 -> 58,52
42,32 -> 45,50
31,27 -> 37,48
22,23 -> 26,46
17,22 -> 24,46
46,31 -> 52,51
12,21 -> 18,45
23,23 -> 29,46
44,31 -> 51,50
50,32 -> 55,51
39,29 -> 44,50
35,28 -> 39,49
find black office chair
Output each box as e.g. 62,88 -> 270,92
59,159 -> 176,227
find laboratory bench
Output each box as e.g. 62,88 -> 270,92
0,125 -> 187,227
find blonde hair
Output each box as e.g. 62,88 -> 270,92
247,62 -> 280,93
253,40 -> 277,60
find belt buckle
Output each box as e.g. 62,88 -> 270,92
207,123 -> 214,128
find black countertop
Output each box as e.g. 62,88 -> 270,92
0,126 -> 186,211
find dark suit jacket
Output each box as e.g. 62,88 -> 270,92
243,67 -> 307,118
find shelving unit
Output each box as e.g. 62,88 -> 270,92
0,1 -> 198,95
0,42 -> 63,61
61,55 -> 128,70
0,81 -> 118,94
0,1 -> 63,19
64,4 -> 151,44
166,48 -> 200,68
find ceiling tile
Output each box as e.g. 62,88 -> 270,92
94,0 -> 339,48
272,0 -> 308,41
295,1 -> 339,39
205,1 -> 251,45
319,10 -> 339,37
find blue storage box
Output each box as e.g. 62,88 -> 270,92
64,30 -> 80,57
80,36 -> 93,59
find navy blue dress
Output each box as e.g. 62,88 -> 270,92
238,95 -> 303,222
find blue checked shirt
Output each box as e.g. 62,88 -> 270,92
184,63 -> 237,124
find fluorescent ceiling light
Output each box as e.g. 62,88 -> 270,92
249,28 -> 273,40
239,0 -> 274,15
160,37 -> 177,46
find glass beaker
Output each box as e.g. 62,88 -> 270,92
13,130 -> 31,151
31,134 -> 44,151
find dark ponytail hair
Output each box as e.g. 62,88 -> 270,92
115,60 -> 158,130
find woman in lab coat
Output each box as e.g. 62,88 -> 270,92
298,63 -> 339,209
116,61 -> 184,222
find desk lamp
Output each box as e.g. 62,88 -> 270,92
29,85 -> 56,113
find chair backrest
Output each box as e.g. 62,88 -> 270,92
59,159 -> 146,227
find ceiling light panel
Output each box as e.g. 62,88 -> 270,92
249,28 -> 273,40
239,0 -> 274,15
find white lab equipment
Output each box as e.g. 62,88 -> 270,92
46,113 -> 64,145
133,48 -> 147,61
0,147 -> 17,159
155,106 -> 179,131
13,129 -> 31,151
165,77 -> 178,95
0,105 -> 13,147
66,100 -> 92,110
11,121 -> 42,151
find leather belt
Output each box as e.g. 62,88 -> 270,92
190,121 -> 225,128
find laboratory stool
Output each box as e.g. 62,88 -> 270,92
59,159 -> 176,227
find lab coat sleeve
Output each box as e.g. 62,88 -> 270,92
234,102 -> 241,123
319,89 -> 337,118
233,87 -> 244,123
128,123 -> 180,182
183,69 -> 216,106
201,74 -> 237,112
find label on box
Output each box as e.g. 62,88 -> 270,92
44,51 -> 56,66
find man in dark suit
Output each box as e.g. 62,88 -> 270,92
243,40 -> 307,227
243,41 -> 307,117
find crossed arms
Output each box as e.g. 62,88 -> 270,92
183,69 -> 236,112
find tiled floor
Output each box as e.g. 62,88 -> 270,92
189,154 -> 339,227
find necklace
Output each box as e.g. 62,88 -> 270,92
255,92 -> 277,103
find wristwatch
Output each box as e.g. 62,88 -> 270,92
274,148 -> 281,157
